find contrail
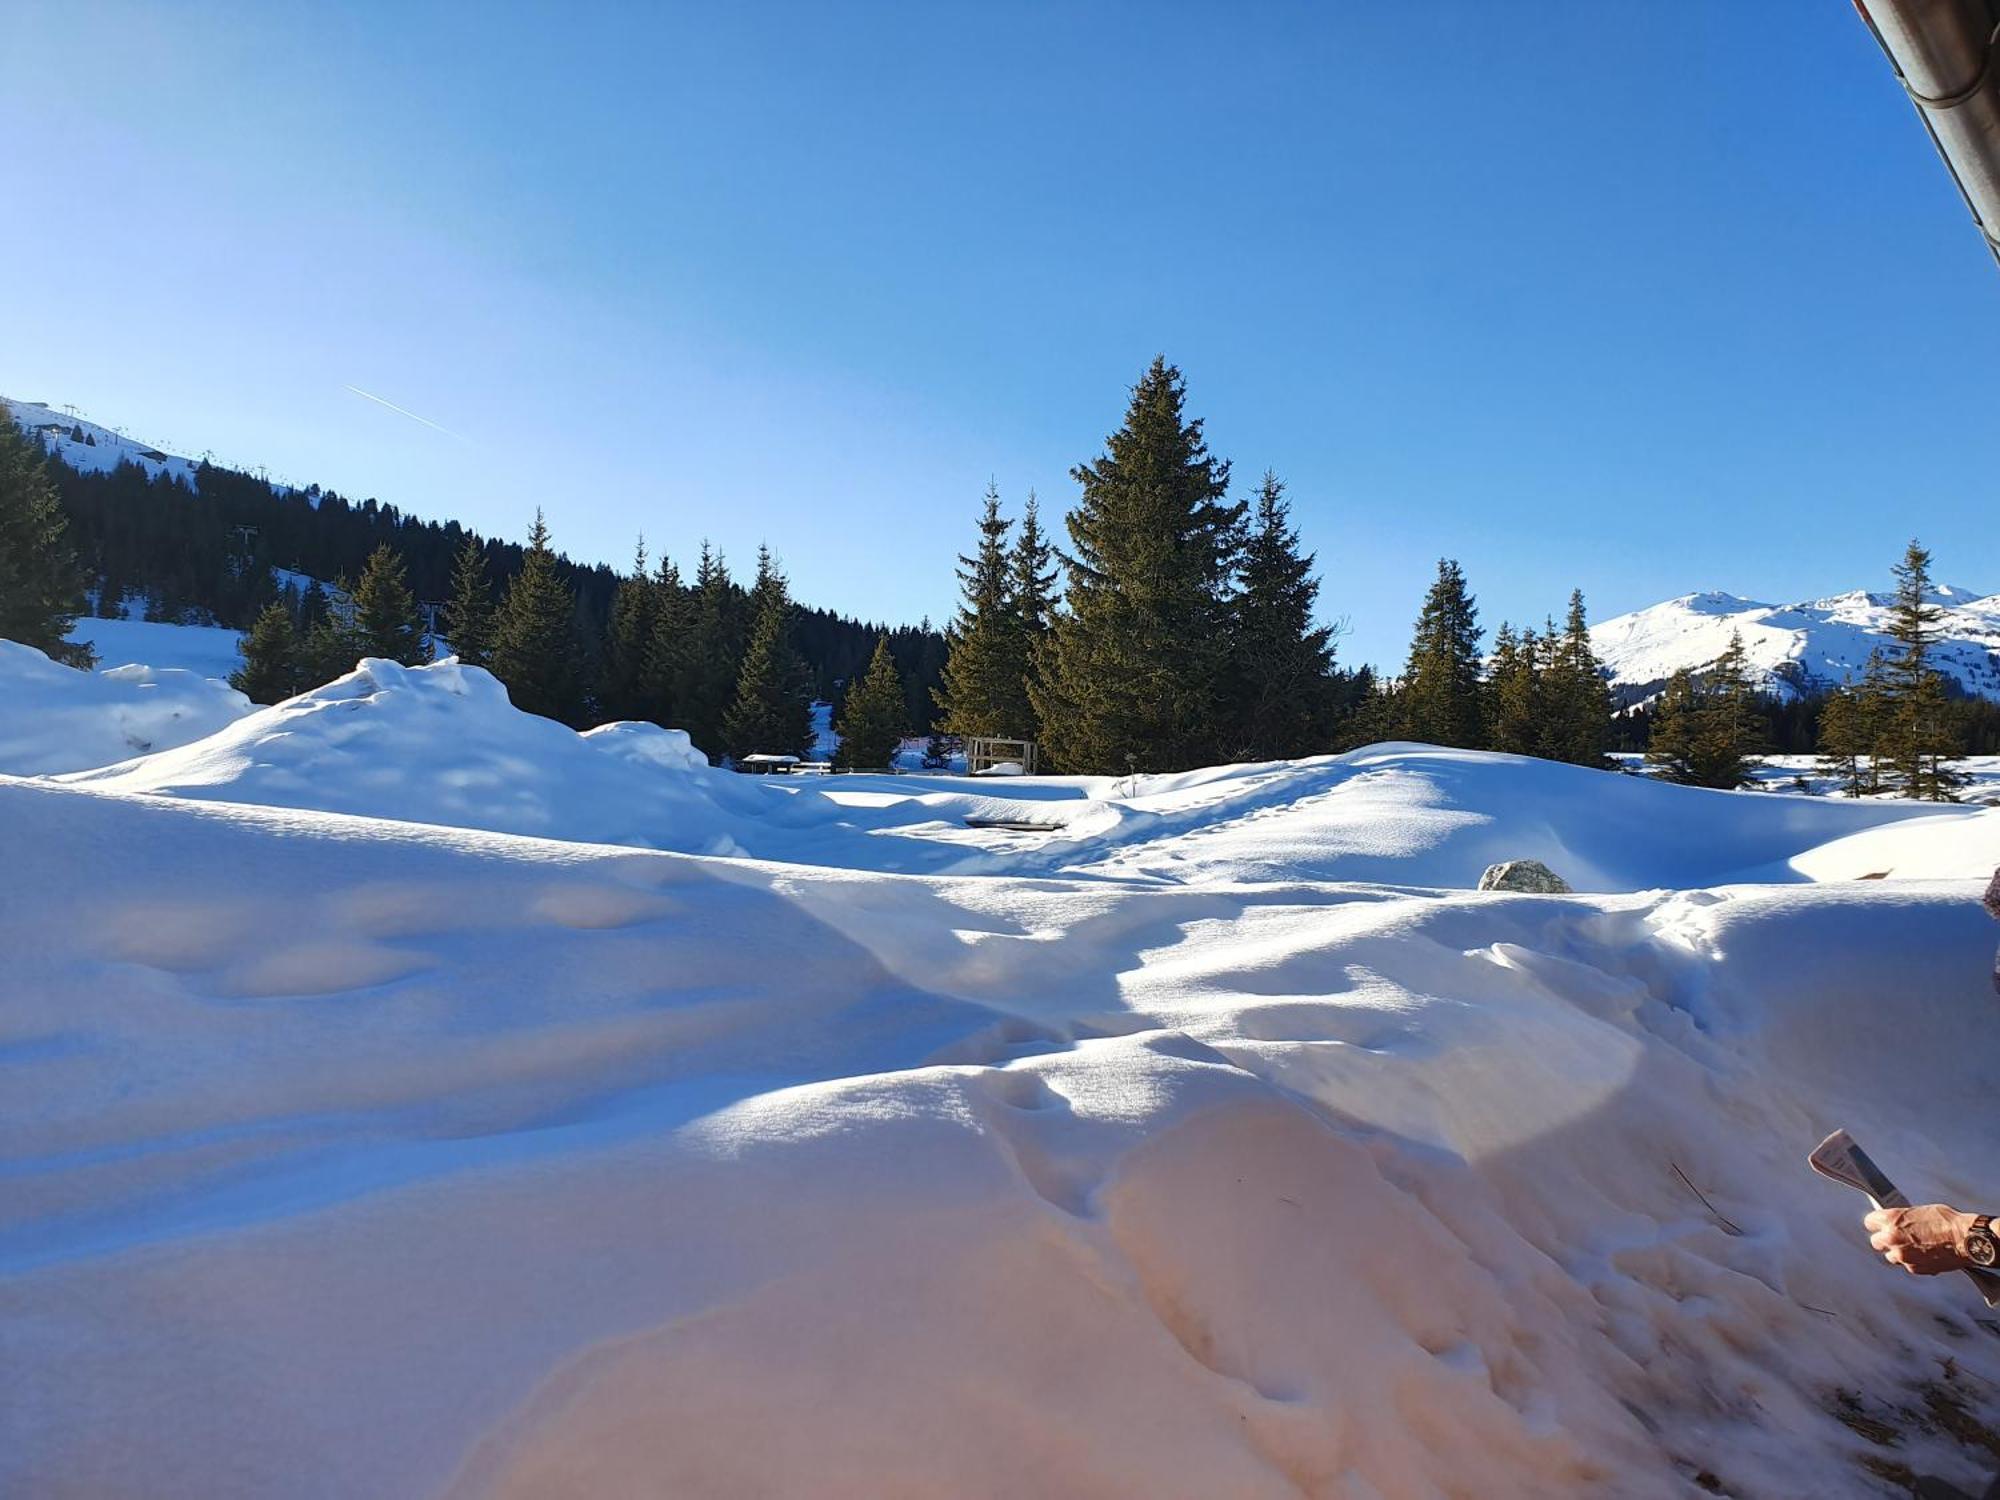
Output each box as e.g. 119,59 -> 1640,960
342,384 -> 466,440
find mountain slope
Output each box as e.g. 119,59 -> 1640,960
4,398 -> 204,489
1591,587 -> 2000,704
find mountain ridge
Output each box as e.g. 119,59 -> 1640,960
1591,585 -> 2000,705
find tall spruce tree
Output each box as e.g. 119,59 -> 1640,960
1644,668 -> 1703,784
1690,631 -> 1764,788
1879,540 -> 1966,801
0,406 -> 94,666
443,535 -> 495,667
231,600 -> 302,704
1487,622 -> 1542,756
600,536 -> 658,722
1647,633 -> 1762,788
489,511 -> 583,722
1229,471 -> 1335,759
638,551 -> 688,726
1030,357 -> 1244,773
672,544 -> 742,760
722,553 -> 813,760
1010,489 -> 1058,733
1400,559 -> 1484,748
1546,589 -> 1611,767
1815,683 -> 1869,797
934,483 -> 1030,738
835,635 -> 909,769
349,543 -> 430,666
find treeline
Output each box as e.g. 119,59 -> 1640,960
231,516 -> 938,764
9,385 -> 1995,791
32,420 -> 946,731
930,358 -> 1612,775
931,361 -> 1375,773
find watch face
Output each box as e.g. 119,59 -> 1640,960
1971,1231 -> 1999,1269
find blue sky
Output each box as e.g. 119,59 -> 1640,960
4,1 -> 1996,669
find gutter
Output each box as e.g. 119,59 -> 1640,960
1854,0 -> 2000,266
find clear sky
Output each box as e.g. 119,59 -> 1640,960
4,1 -> 1996,670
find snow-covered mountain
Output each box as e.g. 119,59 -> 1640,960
1591,586 -> 2000,705
4,397 -> 204,488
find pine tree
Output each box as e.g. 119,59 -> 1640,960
1649,634 -> 1763,788
489,510 -> 583,722
1229,471 -> 1335,759
231,600 -> 302,704
1030,357 -> 1244,773
349,543 -> 430,666
1878,540 -> 1966,801
638,551 -> 688,725
0,404 -> 94,666
935,483 -> 1030,738
1400,559 -> 1484,748
1487,622 -> 1541,755
1645,668 -> 1703,784
671,543 -> 742,760
835,635 -> 909,769
1687,631 -> 1764,788
443,535 -> 495,667
722,554 -> 813,760
1011,488 -> 1058,733
1546,589 -> 1611,767
299,578 -> 331,636
599,536 -> 658,722
1816,683 -> 1869,796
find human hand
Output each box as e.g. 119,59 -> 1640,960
1864,1204 -> 1978,1275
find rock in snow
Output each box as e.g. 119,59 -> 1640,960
7,646 -> 2000,1498
1477,857 -> 1574,893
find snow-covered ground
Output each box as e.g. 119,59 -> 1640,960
1619,752 -> 2000,808
1593,586 -> 2000,704
69,615 -> 249,682
0,640 -> 250,776
8,655 -> 2000,1497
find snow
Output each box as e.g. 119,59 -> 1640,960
0,640 -> 251,775
4,397 -> 203,488
68,616 -> 248,682
1618,751 -> 2000,808
1593,586 -> 2000,704
8,650 -> 2000,1496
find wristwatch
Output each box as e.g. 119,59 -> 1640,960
1968,1215 -> 1999,1270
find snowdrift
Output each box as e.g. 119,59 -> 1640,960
57,659 -> 1982,891
0,639 -> 251,776
5,775 -> 2000,1497
61,657 -> 771,852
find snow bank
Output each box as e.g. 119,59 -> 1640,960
5,775 -> 2000,1497
0,639 -> 252,775
63,657 -> 767,852
63,672 -> 1985,891
67,616 -> 248,681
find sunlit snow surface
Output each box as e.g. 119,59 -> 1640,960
7,657 -> 2000,1498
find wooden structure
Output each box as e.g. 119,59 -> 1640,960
964,736 -> 1038,776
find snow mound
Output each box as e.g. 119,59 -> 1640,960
67,617 -> 248,681
1593,586 -> 2000,704
0,639 -> 252,775
63,657 -> 764,852
870,744 -> 1984,890
5,777 -> 2000,1497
